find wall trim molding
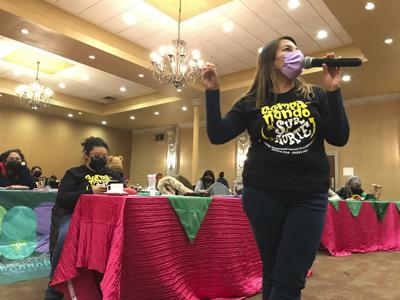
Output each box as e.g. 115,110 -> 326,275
344,93 -> 400,107
131,93 -> 400,133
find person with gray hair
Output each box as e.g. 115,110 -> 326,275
336,176 -> 364,199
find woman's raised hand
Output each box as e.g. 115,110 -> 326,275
201,63 -> 220,91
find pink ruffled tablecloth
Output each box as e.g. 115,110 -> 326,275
51,195 -> 262,300
320,200 -> 400,256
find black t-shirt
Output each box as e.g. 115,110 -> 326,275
49,165 -> 123,253
55,165 -> 123,211
205,86 -> 349,193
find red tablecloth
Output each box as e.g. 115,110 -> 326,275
51,195 -> 262,300
320,200 -> 400,256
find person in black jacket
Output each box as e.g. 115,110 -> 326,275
45,137 -> 123,300
216,171 -> 229,188
337,176 -> 364,199
0,149 -> 36,189
202,36 -> 349,300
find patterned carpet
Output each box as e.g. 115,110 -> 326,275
1,251 -> 400,300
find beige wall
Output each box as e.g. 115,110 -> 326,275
130,132 -> 167,186
0,106 -> 132,179
129,99 -> 400,199
130,126 -> 236,188
326,99 -> 400,200
179,126 -> 236,187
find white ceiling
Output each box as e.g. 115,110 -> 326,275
46,0 -> 352,75
0,35 -> 155,103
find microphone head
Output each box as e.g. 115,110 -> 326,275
303,56 -> 313,69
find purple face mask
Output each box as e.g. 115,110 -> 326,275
280,50 -> 304,80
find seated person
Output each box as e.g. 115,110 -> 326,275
194,170 -> 215,192
209,181 -> 231,196
0,149 -> 36,189
155,172 -> 163,190
31,166 -> 44,184
174,174 -> 192,190
336,176 -> 365,199
47,175 -> 59,189
216,171 -> 229,188
45,137 -> 123,300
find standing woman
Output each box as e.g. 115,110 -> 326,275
201,36 -> 349,300
45,137 -> 123,300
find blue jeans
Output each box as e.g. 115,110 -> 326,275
44,214 -> 72,300
242,187 -> 327,300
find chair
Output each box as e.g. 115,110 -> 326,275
208,182 -> 231,196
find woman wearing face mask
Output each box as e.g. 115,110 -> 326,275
0,149 -> 36,189
194,170 -> 215,192
45,136 -> 123,300
31,166 -> 43,184
202,36 -> 349,300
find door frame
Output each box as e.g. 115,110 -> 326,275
326,151 -> 339,190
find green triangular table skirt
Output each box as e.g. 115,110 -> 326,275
168,196 -> 212,242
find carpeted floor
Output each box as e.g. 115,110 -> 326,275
1,251 -> 400,300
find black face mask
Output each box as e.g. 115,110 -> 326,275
89,156 -> 107,172
33,170 -> 42,178
7,161 -> 22,174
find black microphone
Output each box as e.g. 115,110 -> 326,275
303,56 -> 362,69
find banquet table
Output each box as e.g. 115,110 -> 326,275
321,199 -> 400,256
51,195 -> 262,300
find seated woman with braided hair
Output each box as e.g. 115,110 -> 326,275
45,136 -> 123,300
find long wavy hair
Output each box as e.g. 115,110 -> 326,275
241,36 -> 314,108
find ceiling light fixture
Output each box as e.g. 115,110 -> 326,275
365,2 -> 375,10
384,38 -> 393,44
123,12 -> 136,26
154,111 -> 160,116
177,88 -> 182,92
138,73 -> 144,78
58,82 -> 66,89
78,112 -> 83,115
16,61 -> 53,109
89,55 -> 96,60
68,113 -> 73,118
130,116 -> 135,120
288,0 -> 300,9
342,74 -> 351,82
150,0 -> 203,89
223,22 -> 234,32
182,106 -> 187,111
120,86 -> 126,92
317,30 -> 328,39
21,28 -> 30,35
13,68 -> 23,76
101,120 -> 107,125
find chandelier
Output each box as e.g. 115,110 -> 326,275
150,0 -> 203,89
16,61 -> 54,109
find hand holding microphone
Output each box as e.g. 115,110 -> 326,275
320,52 -> 343,92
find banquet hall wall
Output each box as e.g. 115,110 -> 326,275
0,106 -> 132,179
131,98 -> 400,199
